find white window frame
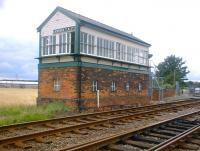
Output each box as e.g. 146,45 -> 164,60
138,82 -> 142,91
53,78 -> 60,91
59,33 -> 71,54
81,32 -> 95,55
52,35 -> 56,54
41,36 -> 49,56
111,81 -> 116,92
126,82 -> 130,91
116,42 -> 121,60
121,44 -> 126,61
92,80 -> 98,92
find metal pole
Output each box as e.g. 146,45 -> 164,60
97,90 -> 99,108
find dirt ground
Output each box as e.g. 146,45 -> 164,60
0,88 -> 37,106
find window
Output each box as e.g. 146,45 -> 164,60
41,36 -> 56,56
48,36 -> 53,54
127,46 -> 132,62
126,82 -> 130,91
88,34 -> 94,54
116,42 -> 126,61
59,34 -> 63,53
121,44 -> 126,60
104,39 -> 108,57
41,36 -> 47,55
135,48 -> 139,64
116,42 -> 120,60
99,38 -> 103,56
70,32 -> 75,53
139,49 -> 144,64
143,50 -> 148,66
59,32 -> 72,54
97,37 -> 114,58
53,36 -> 56,54
80,32 -> 84,53
80,32 -> 95,54
83,33 -> 87,53
41,31 -> 149,67
132,47 -> 136,62
97,37 -> 103,56
54,78 -> 60,91
138,83 -> 142,91
109,41 -> 114,58
97,38 -> 100,56
111,81 -> 116,92
92,80 -> 98,92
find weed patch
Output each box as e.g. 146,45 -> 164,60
0,102 -> 69,126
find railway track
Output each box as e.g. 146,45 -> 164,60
0,98 -> 200,150
150,121 -> 200,151
61,110 -> 200,151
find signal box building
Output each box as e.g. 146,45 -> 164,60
37,6 -> 151,110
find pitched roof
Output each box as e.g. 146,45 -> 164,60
37,6 -> 151,47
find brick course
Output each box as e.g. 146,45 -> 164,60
152,88 -> 175,101
38,67 -> 79,100
37,66 -> 150,110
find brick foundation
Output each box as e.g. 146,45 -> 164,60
38,66 -> 150,110
152,88 -> 175,101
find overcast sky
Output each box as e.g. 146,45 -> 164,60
0,0 -> 200,81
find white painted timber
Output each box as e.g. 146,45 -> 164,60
41,12 -> 76,37
80,26 -> 149,51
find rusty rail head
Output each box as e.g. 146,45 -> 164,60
147,124 -> 200,151
0,98 -> 198,131
0,100 -> 200,146
58,110 -> 200,151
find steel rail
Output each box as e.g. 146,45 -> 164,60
148,124 -> 200,151
0,100 -> 199,147
0,98 -> 197,132
59,110 -> 200,151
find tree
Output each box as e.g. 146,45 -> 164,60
155,55 -> 189,88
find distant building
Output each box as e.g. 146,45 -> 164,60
37,6 -> 151,109
0,80 -> 38,88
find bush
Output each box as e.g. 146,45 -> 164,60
163,84 -> 174,89
0,102 -> 69,126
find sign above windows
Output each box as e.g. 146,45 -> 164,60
53,26 -> 75,34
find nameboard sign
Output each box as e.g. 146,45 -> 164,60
53,26 -> 75,34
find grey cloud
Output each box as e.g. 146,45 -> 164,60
0,38 -> 38,80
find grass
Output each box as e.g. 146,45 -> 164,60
0,102 -> 69,126
0,88 -> 37,106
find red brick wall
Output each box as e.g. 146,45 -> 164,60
152,88 -> 175,101
163,89 -> 176,98
80,67 -> 149,108
152,89 -> 159,101
38,66 -> 150,109
38,67 -> 79,101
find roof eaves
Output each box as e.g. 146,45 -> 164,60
81,20 -> 151,47
37,7 -> 58,32
37,6 -> 80,32
37,6 -> 151,47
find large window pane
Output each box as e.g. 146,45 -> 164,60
59,34 -> 62,53
80,32 -> 84,53
84,33 -> 87,53
53,36 -> 56,54
116,42 -> 120,60
88,35 -> 92,54
71,32 -> 75,53
62,34 -> 66,53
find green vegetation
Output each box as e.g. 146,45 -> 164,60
186,81 -> 200,88
0,102 -> 69,126
156,55 -> 189,88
